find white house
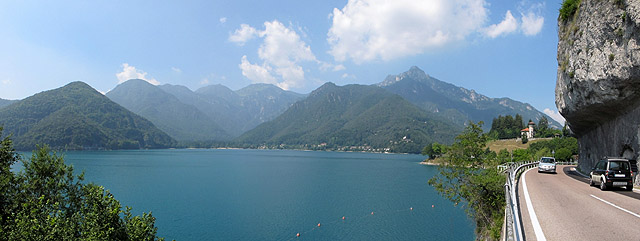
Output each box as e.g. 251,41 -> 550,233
520,121 -> 535,139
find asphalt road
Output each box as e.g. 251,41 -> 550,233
517,165 -> 640,241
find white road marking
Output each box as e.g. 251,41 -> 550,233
590,194 -> 640,219
522,168 -> 547,241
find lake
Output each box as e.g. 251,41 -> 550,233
18,149 -> 475,240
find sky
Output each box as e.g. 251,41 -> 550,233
0,0 -> 565,124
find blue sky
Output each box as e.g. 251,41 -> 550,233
0,0 -> 565,124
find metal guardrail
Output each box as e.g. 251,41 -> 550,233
501,161 -> 578,241
502,161 -> 537,241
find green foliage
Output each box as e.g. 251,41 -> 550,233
497,149 -> 512,164
0,82 -> 175,150
609,54 -> 615,61
533,147 -> 552,162
559,0 -> 581,22
428,122 -> 505,240
529,137 -> 578,156
422,142 -> 447,159
489,114 -> 524,139
512,149 -> 532,162
521,134 -> 528,144
555,148 -> 573,162
534,116 -> 560,138
0,128 -> 164,240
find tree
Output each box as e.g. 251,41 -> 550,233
489,115 -> 525,139
555,148 -> 572,162
512,149 -> 532,162
536,116 -> 550,138
497,149 -> 511,164
0,127 -> 20,232
0,127 -> 164,240
422,142 -> 447,160
428,122 -> 505,240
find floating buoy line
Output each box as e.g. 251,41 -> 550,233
285,205 -> 435,240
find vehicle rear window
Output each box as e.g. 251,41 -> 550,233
541,158 -> 555,163
609,161 -> 630,171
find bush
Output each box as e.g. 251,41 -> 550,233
555,148 -> 573,162
560,0 -> 581,22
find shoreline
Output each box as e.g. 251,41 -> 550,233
419,160 -> 441,166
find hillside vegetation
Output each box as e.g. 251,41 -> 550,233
0,82 -> 175,150
107,79 -> 231,141
236,83 -> 462,153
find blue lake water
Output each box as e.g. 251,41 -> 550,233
18,149 -> 475,240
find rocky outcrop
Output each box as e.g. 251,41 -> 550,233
556,0 -> 640,177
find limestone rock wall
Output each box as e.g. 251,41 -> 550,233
556,0 -> 640,179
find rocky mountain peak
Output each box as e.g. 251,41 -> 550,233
378,66 -> 430,87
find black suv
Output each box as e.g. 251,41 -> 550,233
589,158 -> 634,191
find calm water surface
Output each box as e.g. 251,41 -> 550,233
20,149 -> 475,240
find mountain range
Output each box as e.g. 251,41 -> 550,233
106,79 -> 231,141
236,82 -> 461,153
0,66 -> 560,152
378,67 -> 562,130
0,98 -> 16,109
107,80 -> 305,141
0,82 -> 175,150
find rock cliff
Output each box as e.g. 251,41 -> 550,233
556,0 -> 640,177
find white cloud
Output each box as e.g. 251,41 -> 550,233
485,10 -> 518,38
1,79 -> 10,85
200,78 -> 210,85
116,63 -> 159,85
327,0 -> 489,63
333,64 -> 346,71
229,24 -> 259,45
219,17 -> 227,24
239,55 -> 277,85
233,20 -> 319,90
327,0 -> 546,63
171,67 -> 182,73
521,12 -> 544,36
543,108 -> 565,125
341,73 -> 356,79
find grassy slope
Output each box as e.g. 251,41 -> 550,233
486,138 -> 552,152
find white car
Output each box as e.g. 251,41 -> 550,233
538,157 -> 556,173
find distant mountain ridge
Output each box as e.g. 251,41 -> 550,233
378,66 -> 562,130
109,80 -> 305,140
236,82 -> 462,153
0,82 -> 175,150
0,98 -> 16,109
106,79 -> 231,141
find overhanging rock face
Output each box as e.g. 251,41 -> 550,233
555,0 -> 640,178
